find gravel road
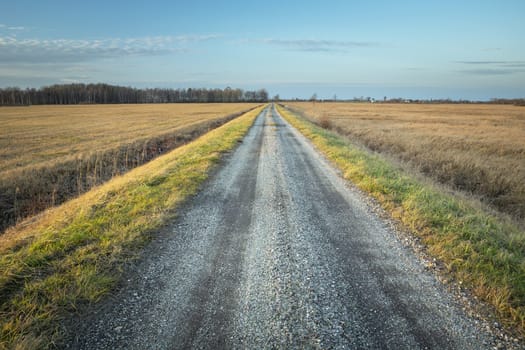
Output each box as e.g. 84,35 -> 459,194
66,105 -> 500,349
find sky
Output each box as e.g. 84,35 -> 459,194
1,0 -> 524,100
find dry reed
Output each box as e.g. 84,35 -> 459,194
287,102 -> 525,224
0,103 -> 258,231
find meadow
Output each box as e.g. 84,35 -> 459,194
0,103 -> 258,232
285,102 -> 525,225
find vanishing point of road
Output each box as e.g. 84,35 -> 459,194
68,105 -> 497,349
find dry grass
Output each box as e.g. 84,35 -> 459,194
278,104 -> 525,335
0,103 -> 258,231
286,102 -> 525,224
0,105 -> 265,349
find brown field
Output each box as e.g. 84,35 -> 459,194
285,102 -> 525,224
0,103 -> 258,231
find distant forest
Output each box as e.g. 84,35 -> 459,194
0,84 -> 269,105
1,83 -> 523,106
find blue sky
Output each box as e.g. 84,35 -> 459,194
1,0 -> 524,100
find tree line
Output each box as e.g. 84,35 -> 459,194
291,95 -> 525,105
0,84 -> 269,105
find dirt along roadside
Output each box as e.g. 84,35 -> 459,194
65,105 -> 507,349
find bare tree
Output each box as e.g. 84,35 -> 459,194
0,84 -> 269,105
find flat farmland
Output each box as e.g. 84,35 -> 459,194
1,103 -> 257,171
286,102 -> 525,223
0,103 -> 257,231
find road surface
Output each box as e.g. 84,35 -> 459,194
67,105 -> 496,349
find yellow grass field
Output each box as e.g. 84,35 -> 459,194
0,106 -> 265,349
0,103 -> 257,171
285,102 -> 525,224
0,103 -> 258,231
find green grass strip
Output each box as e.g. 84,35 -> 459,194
277,104 -> 525,334
0,105 -> 265,349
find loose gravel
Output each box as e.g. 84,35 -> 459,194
64,105 -> 513,349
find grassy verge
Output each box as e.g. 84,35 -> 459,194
277,104 -> 525,335
0,105 -> 265,349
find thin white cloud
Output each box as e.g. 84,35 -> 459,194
456,60 -> 525,75
0,35 -> 221,63
260,38 -> 379,52
7,26 -> 25,31
456,60 -> 525,66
